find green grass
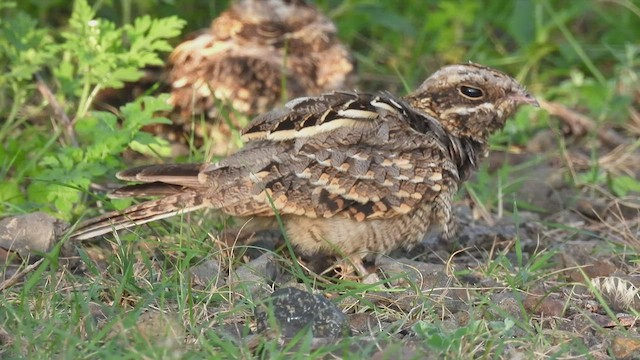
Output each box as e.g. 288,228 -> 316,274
1,0 -> 640,358
1,228 -> 636,358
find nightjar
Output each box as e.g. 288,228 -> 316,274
95,0 -> 355,150
73,63 -> 538,279
165,0 -> 355,144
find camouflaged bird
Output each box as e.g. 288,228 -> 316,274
95,0 -> 355,149
167,0 -> 355,122
73,64 -> 538,278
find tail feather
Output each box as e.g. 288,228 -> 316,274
108,182 -> 186,198
72,191 -> 208,240
116,163 -> 206,188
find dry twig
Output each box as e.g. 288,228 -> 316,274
0,258 -> 45,292
35,73 -> 78,146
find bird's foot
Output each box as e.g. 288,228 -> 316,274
326,255 -> 380,284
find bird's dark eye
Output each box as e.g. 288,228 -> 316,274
459,85 -> 484,99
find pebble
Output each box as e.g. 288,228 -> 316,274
255,287 -> 350,338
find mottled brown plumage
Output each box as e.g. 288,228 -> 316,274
73,64 -> 537,278
167,0 -> 355,121
95,0 -> 355,149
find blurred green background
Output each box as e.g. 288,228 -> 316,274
14,0 -> 639,91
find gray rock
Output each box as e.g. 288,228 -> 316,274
0,212 -> 68,257
490,292 -> 523,320
227,253 -> 280,297
376,257 -> 448,290
255,287 -> 350,338
190,258 -> 225,288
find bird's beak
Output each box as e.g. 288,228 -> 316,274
512,92 -> 539,107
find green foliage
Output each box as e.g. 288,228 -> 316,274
57,0 -> 184,118
486,237 -> 557,290
26,96 -> 173,216
610,175 -> 640,197
0,12 -> 53,85
0,0 -> 185,218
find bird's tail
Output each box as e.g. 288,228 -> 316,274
71,190 -> 209,241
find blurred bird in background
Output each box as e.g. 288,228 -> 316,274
95,0 -> 356,153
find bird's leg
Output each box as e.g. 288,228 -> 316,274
352,255 -> 381,284
325,254 -> 380,284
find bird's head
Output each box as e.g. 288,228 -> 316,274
406,63 -> 538,143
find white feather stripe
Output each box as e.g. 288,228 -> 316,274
265,118 -> 365,141
370,99 -> 398,112
336,109 -> 378,119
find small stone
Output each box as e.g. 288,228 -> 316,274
348,313 -> 379,334
227,253 -> 279,297
524,294 -> 565,317
617,315 -> 639,328
88,302 -> 111,326
591,313 -> 616,328
0,212 -> 68,257
557,313 -> 593,334
190,259 -> 224,288
106,309 -> 185,357
586,260 -> 617,279
575,198 -> 608,220
135,310 -> 185,344
363,290 -> 418,313
376,257 -> 448,290
611,336 -> 640,359
490,292 -> 523,319
526,129 -> 558,153
374,258 -> 471,314
215,322 -> 249,343
255,287 -> 350,339
454,311 -> 470,327
509,176 -> 567,215
456,223 -> 518,249
567,258 -> 617,282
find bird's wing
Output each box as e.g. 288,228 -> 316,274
201,91 -> 460,221
72,92 -> 457,240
